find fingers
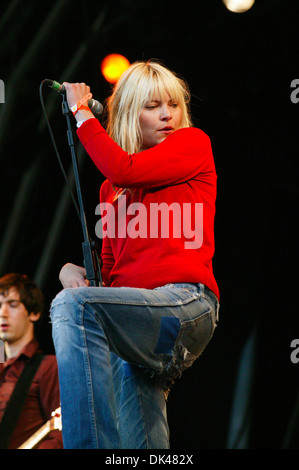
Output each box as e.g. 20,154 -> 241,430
62,82 -> 91,108
59,263 -> 88,289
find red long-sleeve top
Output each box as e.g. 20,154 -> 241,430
77,119 -> 219,299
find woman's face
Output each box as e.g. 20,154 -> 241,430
139,92 -> 182,150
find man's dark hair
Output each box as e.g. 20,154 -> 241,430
0,273 -> 44,317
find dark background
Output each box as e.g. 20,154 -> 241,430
0,0 -> 298,449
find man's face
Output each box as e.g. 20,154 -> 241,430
0,288 -> 38,344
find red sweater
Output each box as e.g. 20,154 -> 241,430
77,119 -> 219,299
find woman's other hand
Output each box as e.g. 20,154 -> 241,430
59,263 -> 89,288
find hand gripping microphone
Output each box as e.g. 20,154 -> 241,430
45,79 -> 103,117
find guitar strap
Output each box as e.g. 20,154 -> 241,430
0,353 -> 45,449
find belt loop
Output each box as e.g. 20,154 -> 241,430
198,284 -> 220,322
198,283 -> 219,322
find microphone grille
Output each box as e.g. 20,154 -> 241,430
88,99 -> 103,116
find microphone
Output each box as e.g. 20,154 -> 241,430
45,79 -> 103,117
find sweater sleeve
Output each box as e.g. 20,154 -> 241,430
77,120 -> 213,189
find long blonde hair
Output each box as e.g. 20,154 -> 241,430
105,60 -> 192,154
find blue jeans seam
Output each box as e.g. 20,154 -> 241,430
80,303 -> 99,448
80,296 -> 200,307
51,287 -> 200,308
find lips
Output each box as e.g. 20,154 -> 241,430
158,126 -> 174,135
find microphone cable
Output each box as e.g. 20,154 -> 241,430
39,79 -> 81,220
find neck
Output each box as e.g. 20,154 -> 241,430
5,331 -> 34,360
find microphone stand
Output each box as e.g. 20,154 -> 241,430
61,92 -> 102,287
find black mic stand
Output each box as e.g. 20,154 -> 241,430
61,93 -> 102,287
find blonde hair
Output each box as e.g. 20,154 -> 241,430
106,60 -> 192,154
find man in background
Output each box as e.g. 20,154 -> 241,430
0,273 -> 62,449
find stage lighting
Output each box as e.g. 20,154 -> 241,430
101,54 -> 130,84
223,0 -> 255,13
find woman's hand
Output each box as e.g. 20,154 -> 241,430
59,263 -> 89,288
62,82 -> 94,122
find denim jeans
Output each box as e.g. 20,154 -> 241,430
50,283 -> 219,449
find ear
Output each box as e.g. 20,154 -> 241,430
28,311 -> 41,324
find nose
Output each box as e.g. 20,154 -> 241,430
0,303 -> 9,317
160,104 -> 172,121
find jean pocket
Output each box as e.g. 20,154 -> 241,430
161,309 -> 215,383
180,310 -> 215,358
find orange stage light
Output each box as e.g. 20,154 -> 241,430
101,54 -> 130,84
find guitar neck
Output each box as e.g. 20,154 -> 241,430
18,421 -> 52,449
18,407 -> 61,449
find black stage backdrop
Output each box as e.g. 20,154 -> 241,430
0,0 -> 298,449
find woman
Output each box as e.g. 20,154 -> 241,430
50,60 -> 220,449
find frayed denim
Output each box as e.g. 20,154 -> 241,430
50,283 -> 219,449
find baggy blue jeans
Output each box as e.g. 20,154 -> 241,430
50,282 -> 219,449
